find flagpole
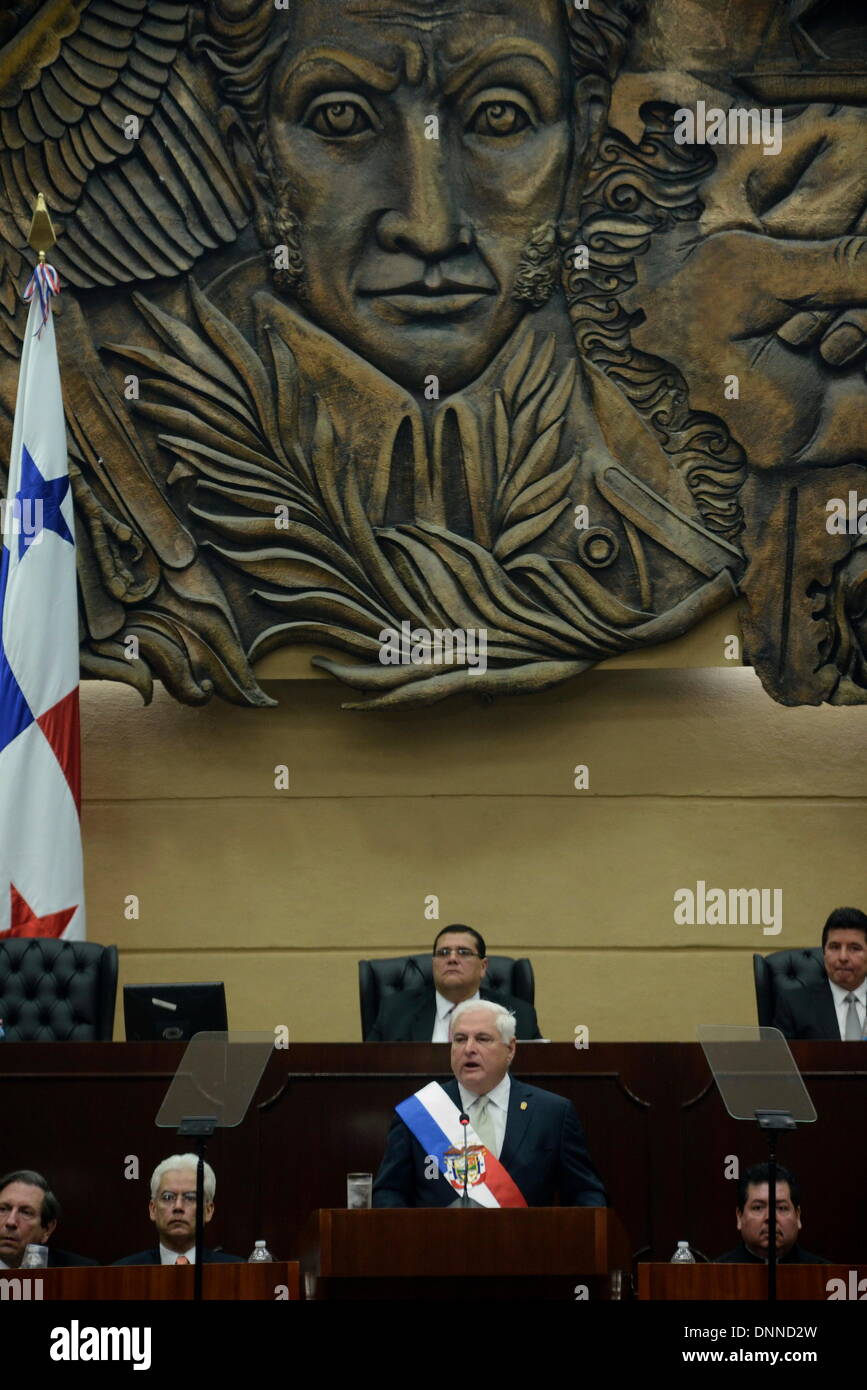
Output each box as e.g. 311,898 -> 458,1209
28,192 -> 56,262
0,191 -> 86,942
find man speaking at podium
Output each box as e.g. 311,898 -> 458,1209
372,1002 -> 606,1208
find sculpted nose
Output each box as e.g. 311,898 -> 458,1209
376,135 -> 473,259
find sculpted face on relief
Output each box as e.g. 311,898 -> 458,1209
0,0 -> 864,708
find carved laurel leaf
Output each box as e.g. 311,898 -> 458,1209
492,343 -> 577,562
500,329 -> 535,409
493,500 -> 572,563
497,420 -> 565,520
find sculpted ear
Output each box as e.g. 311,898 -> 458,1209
223,109 -> 278,248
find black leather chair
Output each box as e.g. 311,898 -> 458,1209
753,947 -> 826,1027
0,940 -> 118,1041
359,953 -> 535,1041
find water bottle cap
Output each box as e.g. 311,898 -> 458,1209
255,1240 -> 265,1246
677,1240 -> 689,1246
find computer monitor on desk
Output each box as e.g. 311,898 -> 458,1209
123,983 -> 227,1041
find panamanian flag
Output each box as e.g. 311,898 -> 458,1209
0,262 -> 85,940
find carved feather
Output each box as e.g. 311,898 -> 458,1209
0,3 -> 248,291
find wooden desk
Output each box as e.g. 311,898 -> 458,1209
300,1208 -> 630,1300
2,1262 -> 299,1300
638,1262 -> 866,1300
0,1042 -> 862,1268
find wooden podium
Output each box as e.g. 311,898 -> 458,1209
639,1263 -> 865,1300
3,1263 -> 300,1300
300,1208 -> 631,1300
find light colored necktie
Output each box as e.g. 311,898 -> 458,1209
844,993 -> 862,1041
175,1255 -> 190,1265
473,1096 -> 497,1154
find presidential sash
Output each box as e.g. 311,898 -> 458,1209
396,1081 -> 528,1208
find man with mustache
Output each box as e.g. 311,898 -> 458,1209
200,0 -> 742,609
366,924 -> 543,1040
716,1164 -> 829,1265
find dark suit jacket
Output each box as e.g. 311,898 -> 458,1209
47,1247 -> 98,1268
716,1241 -> 829,1265
772,978 -> 841,1040
372,1076 -> 607,1208
367,987 -> 542,1042
113,1247 -> 244,1265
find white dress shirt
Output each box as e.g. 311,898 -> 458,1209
432,989 -> 480,1042
159,1243 -> 196,1265
458,1074 -> 512,1159
829,978 -> 867,1039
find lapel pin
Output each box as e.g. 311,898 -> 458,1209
520,1101 -> 528,1110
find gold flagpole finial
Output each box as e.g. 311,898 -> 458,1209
28,193 -> 56,264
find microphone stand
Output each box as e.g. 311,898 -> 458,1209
451,1110 -> 476,1208
177,1116 -> 217,1302
755,1109 -> 795,1303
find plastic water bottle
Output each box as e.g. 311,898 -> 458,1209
248,1240 -> 274,1262
671,1240 -> 695,1263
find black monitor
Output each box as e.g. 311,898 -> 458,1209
123,982 -> 227,1041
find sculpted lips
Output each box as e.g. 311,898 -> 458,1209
358,269 -> 496,318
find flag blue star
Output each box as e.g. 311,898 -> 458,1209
0,545 -> 35,753
16,444 -> 73,561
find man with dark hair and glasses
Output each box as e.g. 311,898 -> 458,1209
367,924 -> 542,1041
715,1163 -> 829,1265
0,1170 -> 97,1268
114,1155 -> 243,1266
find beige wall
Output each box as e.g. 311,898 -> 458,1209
80,604 -> 867,1043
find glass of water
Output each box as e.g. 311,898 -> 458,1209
346,1173 -> 373,1209
21,1244 -> 48,1268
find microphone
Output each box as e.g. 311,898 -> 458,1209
459,1111 -> 470,1203
449,1110 -> 476,1208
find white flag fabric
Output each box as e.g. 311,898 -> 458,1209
0,264 -> 85,940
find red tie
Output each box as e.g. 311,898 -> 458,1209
175,1255 -> 190,1265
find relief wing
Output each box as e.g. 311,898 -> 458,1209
0,0 -> 248,295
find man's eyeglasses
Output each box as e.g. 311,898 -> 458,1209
434,947 -> 481,958
156,1192 -> 198,1207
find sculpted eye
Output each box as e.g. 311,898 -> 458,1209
306,99 -> 373,138
468,100 -> 531,138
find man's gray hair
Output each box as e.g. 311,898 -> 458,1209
449,999 -> 517,1045
150,1155 -> 216,1205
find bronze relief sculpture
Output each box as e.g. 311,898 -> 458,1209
0,0 -> 864,708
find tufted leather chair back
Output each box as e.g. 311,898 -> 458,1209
0,940 -> 118,1041
753,947 -> 826,1027
358,954 -> 534,1040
